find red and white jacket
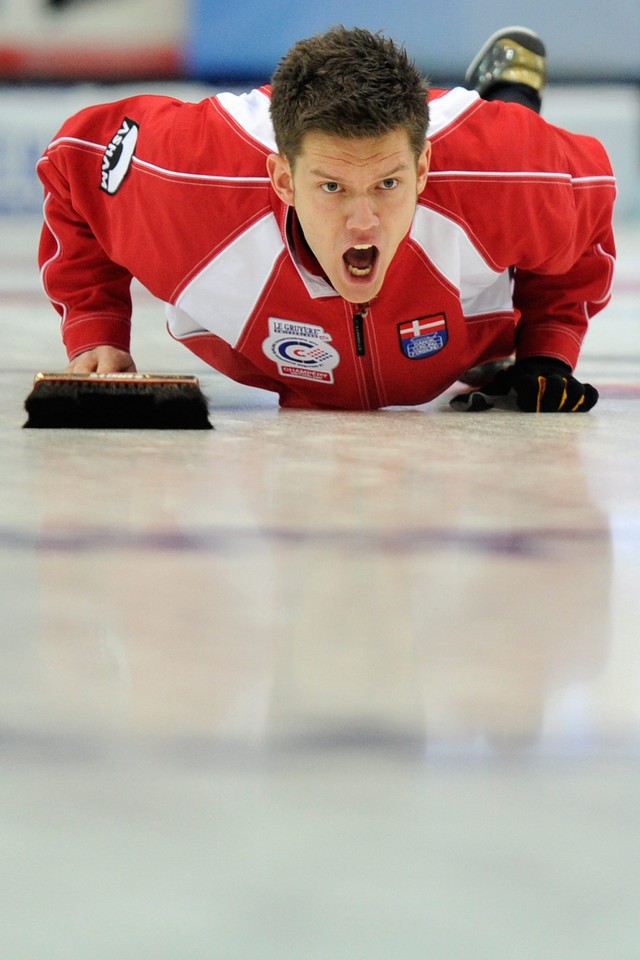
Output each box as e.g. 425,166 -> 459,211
37,86 -> 616,409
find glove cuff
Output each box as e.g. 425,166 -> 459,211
515,356 -> 571,377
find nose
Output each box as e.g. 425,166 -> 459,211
346,194 -> 378,233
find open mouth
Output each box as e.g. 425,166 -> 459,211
343,244 -> 378,278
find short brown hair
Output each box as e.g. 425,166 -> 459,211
270,26 -> 430,164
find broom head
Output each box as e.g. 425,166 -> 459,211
24,372 -> 213,429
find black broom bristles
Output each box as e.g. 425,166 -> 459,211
23,373 -> 213,429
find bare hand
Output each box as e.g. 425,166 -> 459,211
65,347 -> 137,374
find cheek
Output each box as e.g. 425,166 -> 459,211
297,202 -> 338,249
389,192 -> 419,235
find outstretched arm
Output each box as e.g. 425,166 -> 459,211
38,155 -> 135,368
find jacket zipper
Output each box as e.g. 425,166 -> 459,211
351,303 -> 382,408
353,304 -> 368,356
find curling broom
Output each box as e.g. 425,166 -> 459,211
23,372 -> 213,429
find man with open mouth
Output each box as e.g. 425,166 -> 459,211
37,26 -> 615,413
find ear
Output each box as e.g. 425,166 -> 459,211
416,140 -> 431,193
267,153 -> 295,206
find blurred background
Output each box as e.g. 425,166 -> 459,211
1,0 -> 639,219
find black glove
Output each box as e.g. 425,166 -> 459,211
450,357 -> 599,412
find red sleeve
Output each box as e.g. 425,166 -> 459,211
510,124 -> 616,367
38,134 -> 134,361
428,97 -> 617,369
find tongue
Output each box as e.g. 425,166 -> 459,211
344,247 -> 374,269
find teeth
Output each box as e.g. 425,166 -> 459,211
345,244 -> 375,277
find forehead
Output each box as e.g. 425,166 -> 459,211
295,128 -> 415,171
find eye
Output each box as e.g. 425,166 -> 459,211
380,178 -> 399,190
321,182 -> 342,193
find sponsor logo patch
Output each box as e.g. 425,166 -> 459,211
398,313 -> 448,359
262,318 -> 340,383
100,117 -> 139,195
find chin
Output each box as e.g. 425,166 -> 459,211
346,285 -> 381,304
335,265 -> 385,304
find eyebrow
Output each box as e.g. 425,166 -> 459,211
309,162 -> 412,180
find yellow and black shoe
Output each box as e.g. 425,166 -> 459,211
465,26 -> 547,105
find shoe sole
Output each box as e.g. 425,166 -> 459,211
465,25 -> 545,86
